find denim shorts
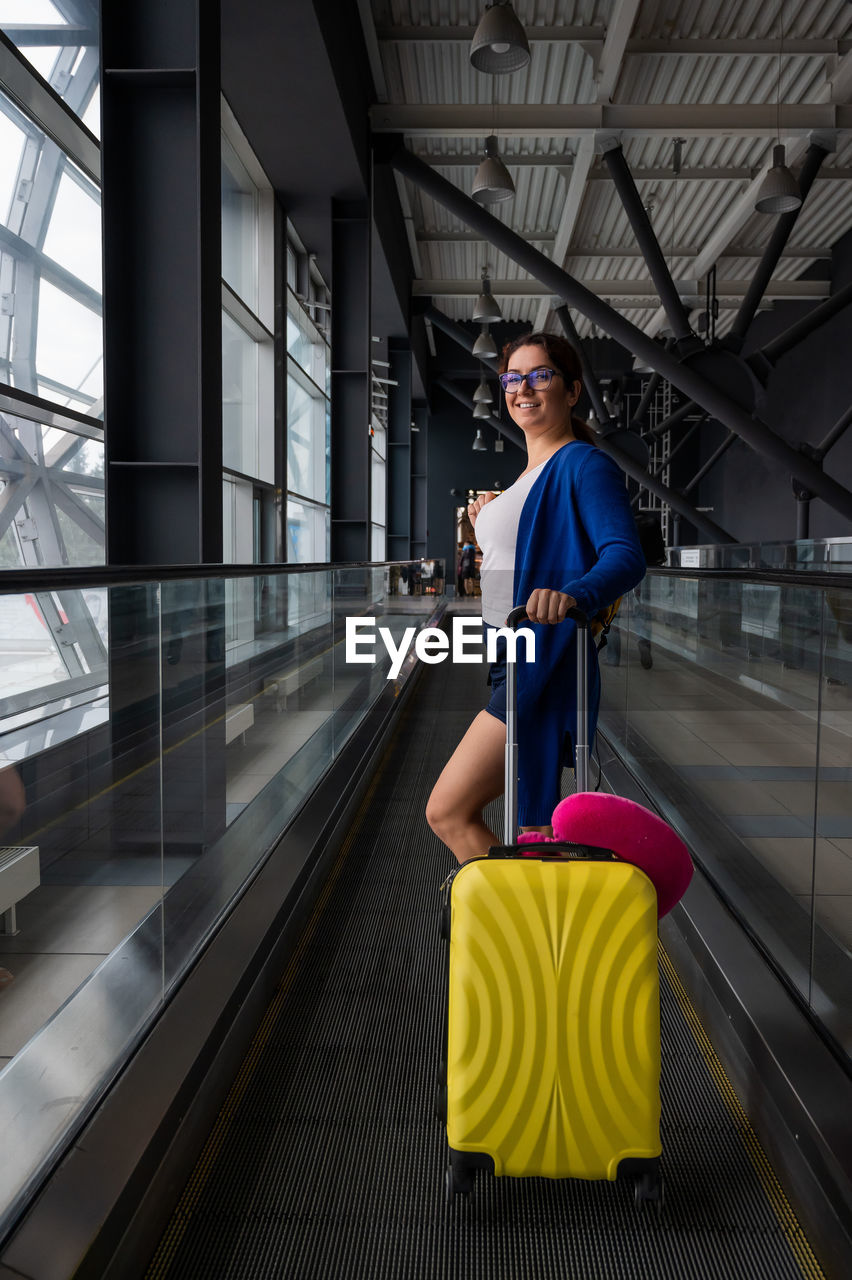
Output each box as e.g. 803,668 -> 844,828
485,629 -> 508,724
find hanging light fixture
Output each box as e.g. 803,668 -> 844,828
755,144 -> 802,214
470,3 -> 530,75
755,3 -> 801,215
473,401 -> 491,419
473,271 -> 503,322
472,428 -> 489,451
472,135 -> 515,204
473,376 -> 494,404
472,324 -> 498,359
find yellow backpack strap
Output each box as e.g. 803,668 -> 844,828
593,596 -> 622,649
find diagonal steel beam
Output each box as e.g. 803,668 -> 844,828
425,303 -> 500,375
597,432 -> 734,543
600,141 -> 696,342
0,474 -> 36,540
630,346 -> 675,428
51,482 -> 105,544
649,396 -> 704,438
389,143 -> 852,523
430,308 -> 730,540
683,431 -> 738,495
651,417 -> 706,478
816,404 -> 852,460
434,375 -> 524,451
554,305 -> 609,424
728,142 -> 830,348
753,280 -> 852,372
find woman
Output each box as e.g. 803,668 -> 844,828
426,333 -> 645,864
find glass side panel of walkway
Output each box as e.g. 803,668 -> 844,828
599,570 -> 852,1059
146,624 -> 826,1280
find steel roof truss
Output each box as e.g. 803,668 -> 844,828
390,144 -> 852,525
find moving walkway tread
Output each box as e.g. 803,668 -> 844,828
146,648 -> 825,1280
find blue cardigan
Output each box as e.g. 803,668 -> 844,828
510,440 -> 645,822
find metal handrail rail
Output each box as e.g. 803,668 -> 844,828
649,565 -> 852,591
0,559 -> 442,593
0,559 -> 847,595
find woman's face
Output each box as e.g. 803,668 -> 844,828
502,343 -> 579,437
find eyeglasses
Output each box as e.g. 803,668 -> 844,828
499,367 -> 563,394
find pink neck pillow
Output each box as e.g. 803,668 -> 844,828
518,794 -> 693,918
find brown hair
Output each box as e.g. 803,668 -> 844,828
499,331 -> 596,445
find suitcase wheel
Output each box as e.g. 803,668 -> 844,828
633,1170 -> 664,1213
445,1165 -> 472,1204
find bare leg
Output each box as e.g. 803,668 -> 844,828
426,710 -> 505,863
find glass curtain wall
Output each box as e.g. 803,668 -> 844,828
0,5 -> 106,742
0,13 -> 103,573
286,232 -> 331,626
370,417 -> 386,561
220,101 -> 274,655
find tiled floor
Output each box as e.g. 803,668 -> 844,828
0,884 -> 162,1065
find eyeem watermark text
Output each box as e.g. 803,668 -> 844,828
345,617 -> 535,679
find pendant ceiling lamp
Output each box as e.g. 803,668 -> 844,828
755,144 -> 802,214
755,2 -> 801,215
473,273 -> 503,322
470,3 -> 531,75
473,401 -> 491,419
472,135 -> 515,204
472,324 -> 498,359
472,428 -> 489,451
473,377 -> 494,404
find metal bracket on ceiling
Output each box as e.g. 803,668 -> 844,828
578,40 -> 604,79
594,131 -> 622,156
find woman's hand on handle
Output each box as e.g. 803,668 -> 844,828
467,491 -> 496,528
524,589 -> 577,625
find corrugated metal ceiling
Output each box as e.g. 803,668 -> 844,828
367,0 -> 852,340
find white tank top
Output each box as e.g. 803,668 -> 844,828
474,462 -> 546,627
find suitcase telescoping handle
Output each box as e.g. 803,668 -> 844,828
503,604 -> 590,844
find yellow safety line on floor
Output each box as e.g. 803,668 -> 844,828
143,719 -> 402,1279
658,943 -> 826,1280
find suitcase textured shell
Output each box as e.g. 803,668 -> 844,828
447,858 -> 661,1180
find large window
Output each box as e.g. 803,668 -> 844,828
220,102 -> 275,661
370,414 -> 386,561
0,1 -> 100,136
286,240 -> 330,566
0,17 -> 104,574
220,100 -> 274,504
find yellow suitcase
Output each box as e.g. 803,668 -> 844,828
444,854 -> 662,1201
441,609 -> 663,1206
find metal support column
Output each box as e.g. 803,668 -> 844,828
101,0 -> 226,851
331,199 -> 371,562
387,340 -> 412,560
101,0 -> 223,564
